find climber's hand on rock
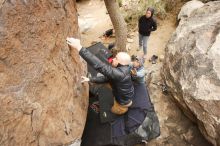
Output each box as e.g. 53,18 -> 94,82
66,37 -> 82,51
81,76 -> 90,83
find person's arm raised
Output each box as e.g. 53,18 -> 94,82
66,37 -> 123,80
79,47 -> 123,80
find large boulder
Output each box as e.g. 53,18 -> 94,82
0,0 -> 88,146
162,1 -> 220,146
178,0 -> 204,22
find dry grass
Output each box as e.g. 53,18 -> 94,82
120,0 -> 184,29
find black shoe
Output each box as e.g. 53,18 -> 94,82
151,55 -> 158,64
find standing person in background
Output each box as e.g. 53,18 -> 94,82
138,7 -> 157,59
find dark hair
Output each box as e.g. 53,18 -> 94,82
146,7 -> 154,17
131,55 -> 144,66
131,55 -> 137,61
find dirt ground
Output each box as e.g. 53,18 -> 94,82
77,1 -> 212,146
77,0 -> 112,47
77,0 -> 175,65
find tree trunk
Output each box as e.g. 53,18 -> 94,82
104,0 -> 127,52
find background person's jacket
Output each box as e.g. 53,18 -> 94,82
131,66 -> 145,84
79,48 -> 134,105
138,7 -> 157,36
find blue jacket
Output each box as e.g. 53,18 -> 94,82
132,66 -> 145,84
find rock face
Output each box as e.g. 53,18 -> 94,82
0,0 -> 88,146
146,64 -> 212,146
178,0 -> 204,21
162,1 -> 220,146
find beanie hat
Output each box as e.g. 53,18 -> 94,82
136,56 -> 144,66
147,7 -> 155,17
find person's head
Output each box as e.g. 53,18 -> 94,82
112,52 -> 131,67
145,7 -> 154,18
132,55 -> 144,68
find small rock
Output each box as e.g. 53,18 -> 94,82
183,129 -> 194,141
159,55 -> 164,62
127,38 -> 134,43
126,43 -> 131,51
128,32 -> 135,38
129,32 -> 135,36
91,41 -> 99,45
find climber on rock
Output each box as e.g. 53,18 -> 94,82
66,37 -> 134,115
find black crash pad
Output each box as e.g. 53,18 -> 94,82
86,42 -> 112,77
82,84 -> 160,146
81,95 -> 112,146
98,86 -> 120,123
82,43 -> 160,146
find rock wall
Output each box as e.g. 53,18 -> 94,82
146,64 -> 212,146
0,0 -> 88,145
162,1 -> 220,146
178,0 -> 204,22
